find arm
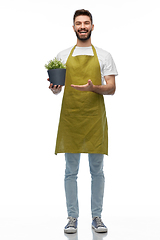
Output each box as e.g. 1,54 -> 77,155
92,75 -> 116,95
71,75 -> 116,95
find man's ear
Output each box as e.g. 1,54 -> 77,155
92,24 -> 94,31
72,25 -> 76,32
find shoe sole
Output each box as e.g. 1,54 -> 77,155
92,225 -> 108,233
64,227 -> 77,234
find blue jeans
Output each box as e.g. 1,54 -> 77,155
64,153 -> 105,218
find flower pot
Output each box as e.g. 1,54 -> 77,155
47,68 -> 66,86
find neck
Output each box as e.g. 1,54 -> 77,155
76,38 -> 92,47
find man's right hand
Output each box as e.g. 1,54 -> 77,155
47,78 -> 62,94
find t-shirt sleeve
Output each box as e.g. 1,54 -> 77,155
103,52 -> 118,76
56,47 -> 73,65
56,52 -> 66,64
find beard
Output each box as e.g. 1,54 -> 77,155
75,28 -> 92,41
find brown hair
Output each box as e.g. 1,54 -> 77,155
73,9 -> 93,24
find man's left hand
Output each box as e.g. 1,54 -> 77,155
71,79 -> 94,91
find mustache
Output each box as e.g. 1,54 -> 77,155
78,29 -> 88,32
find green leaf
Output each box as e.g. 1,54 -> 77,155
44,58 -> 66,70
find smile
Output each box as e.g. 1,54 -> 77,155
78,30 -> 88,34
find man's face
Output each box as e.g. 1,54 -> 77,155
73,15 -> 94,41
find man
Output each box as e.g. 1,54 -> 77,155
48,9 -> 118,234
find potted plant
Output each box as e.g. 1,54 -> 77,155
45,58 -> 66,86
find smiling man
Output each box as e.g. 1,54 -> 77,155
48,9 -> 118,234
74,15 -> 93,41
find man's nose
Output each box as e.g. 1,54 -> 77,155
81,23 -> 85,28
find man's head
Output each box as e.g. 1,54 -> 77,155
73,9 -> 94,42
73,9 -> 93,24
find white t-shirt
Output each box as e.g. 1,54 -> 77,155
56,46 -> 118,85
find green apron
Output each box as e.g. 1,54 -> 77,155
55,45 -> 108,155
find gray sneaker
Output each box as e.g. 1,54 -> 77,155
92,217 -> 108,233
64,217 -> 77,234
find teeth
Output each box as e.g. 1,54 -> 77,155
79,30 -> 87,33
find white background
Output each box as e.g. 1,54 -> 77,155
0,0 -> 160,239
